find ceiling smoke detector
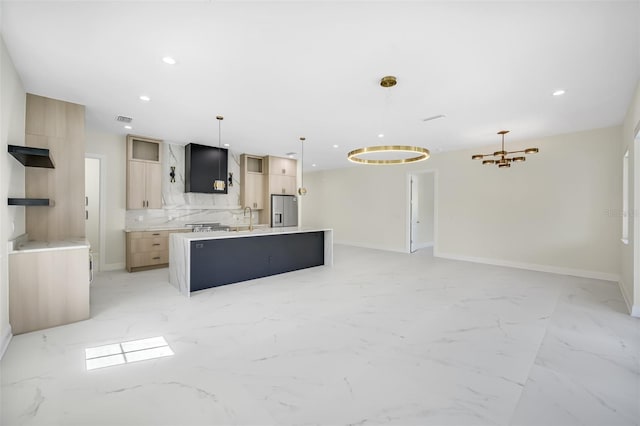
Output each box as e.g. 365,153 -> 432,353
116,115 -> 133,123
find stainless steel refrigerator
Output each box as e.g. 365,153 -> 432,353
271,194 -> 298,227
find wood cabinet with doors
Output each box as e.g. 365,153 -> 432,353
265,155 -> 297,196
126,229 -> 190,272
240,154 -> 265,210
126,135 -> 162,209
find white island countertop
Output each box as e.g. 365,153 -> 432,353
171,226 -> 333,242
169,227 -> 333,296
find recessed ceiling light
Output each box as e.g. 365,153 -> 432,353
312,164 -> 317,167
162,56 -> 176,65
552,89 -> 565,96
139,95 -> 151,102
378,134 -> 384,138
124,125 -> 132,130
333,144 -> 339,148
223,143 -> 230,147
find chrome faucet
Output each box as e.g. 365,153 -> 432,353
243,206 -> 253,231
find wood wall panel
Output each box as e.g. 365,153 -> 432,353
25,94 -> 85,241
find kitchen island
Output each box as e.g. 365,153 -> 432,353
169,227 -> 333,296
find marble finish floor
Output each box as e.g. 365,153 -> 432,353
1,245 -> 639,426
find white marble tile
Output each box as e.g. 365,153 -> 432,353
2,246 -> 639,425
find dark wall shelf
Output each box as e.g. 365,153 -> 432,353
8,144 -> 55,168
8,198 -> 52,206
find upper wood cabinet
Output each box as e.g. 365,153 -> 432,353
240,154 -> 265,210
126,135 -> 162,209
266,156 -> 296,177
265,155 -> 297,195
268,174 -> 297,196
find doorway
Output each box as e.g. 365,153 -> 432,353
407,171 -> 436,253
85,156 -> 103,271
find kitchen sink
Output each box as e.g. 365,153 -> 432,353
228,224 -> 269,232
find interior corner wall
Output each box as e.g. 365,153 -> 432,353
85,128 -> 126,269
304,126 -> 621,279
621,78 -> 640,315
1,35 -> 26,356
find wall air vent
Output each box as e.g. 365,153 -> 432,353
116,115 -> 133,123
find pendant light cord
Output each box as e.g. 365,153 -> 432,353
216,115 -> 223,188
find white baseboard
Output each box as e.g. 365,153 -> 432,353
434,251 -> 620,282
1,324 -> 12,360
412,242 -> 433,250
334,240 -> 407,254
102,262 -> 125,271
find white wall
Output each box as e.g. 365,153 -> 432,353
85,129 -> 126,269
304,162 -> 407,251
621,79 -> 640,316
1,35 -> 26,357
304,126 -> 621,280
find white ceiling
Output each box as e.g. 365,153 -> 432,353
1,1 -> 639,170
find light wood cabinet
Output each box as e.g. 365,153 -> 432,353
265,156 -> 297,196
9,247 -> 90,335
126,135 -> 162,209
240,154 -> 265,210
126,229 -> 189,272
269,174 -> 297,196
244,173 -> 265,209
267,156 -> 296,177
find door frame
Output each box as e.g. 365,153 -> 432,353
85,153 -> 106,272
405,170 -> 438,254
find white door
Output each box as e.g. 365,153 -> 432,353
410,175 -> 419,253
85,157 -> 100,270
409,172 -> 435,253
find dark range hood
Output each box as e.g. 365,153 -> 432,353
8,144 -> 55,168
185,143 -> 228,194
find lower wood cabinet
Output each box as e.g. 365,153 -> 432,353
126,229 -> 189,272
9,247 -> 90,335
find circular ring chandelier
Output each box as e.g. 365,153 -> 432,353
347,145 -> 430,165
347,76 -> 431,166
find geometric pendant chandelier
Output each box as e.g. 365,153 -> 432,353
471,130 -> 539,168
